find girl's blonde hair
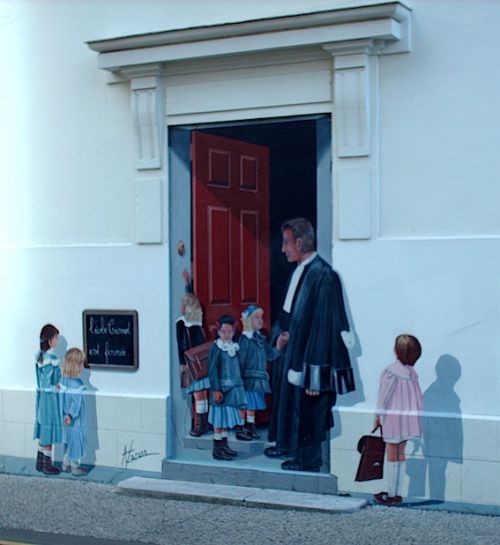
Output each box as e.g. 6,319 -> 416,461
241,307 -> 263,332
62,348 -> 86,377
182,293 -> 203,322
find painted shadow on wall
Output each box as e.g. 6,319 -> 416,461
407,354 -> 463,501
80,367 -> 98,471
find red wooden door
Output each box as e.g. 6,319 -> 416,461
192,131 -> 270,339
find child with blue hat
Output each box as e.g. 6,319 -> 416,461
237,305 -> 288,440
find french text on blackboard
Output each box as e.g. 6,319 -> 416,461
83,310 -> 138,369
89,317 -> 131,336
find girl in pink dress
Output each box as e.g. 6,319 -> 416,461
373,334 -> 423,505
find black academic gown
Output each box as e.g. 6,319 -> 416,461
270,254 -> 355,455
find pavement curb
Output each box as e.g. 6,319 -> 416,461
117,476 -> 368,513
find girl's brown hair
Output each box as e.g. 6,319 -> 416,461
395,334 -> 422,366
38,324 -> 59,364
62,348 -> 86,378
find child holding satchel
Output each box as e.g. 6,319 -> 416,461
61,348 -> 88,476
373,334 -> 423,505
208,315 -> 247,460
176,270 -> 210,437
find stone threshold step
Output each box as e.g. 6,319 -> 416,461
162,457 -> 338,494
184,432 -> 267,453
117,476 -> 367,513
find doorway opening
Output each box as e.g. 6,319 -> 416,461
168,115 -> 332,473
194,119 -> 319,326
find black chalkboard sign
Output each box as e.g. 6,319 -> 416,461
83,310 -> 139,370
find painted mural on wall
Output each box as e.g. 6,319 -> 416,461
372,334 -> 423,506
34,325 -> 90,476
177,218 -> 357,471
175,216 -> 464,505
354,347 -> 464,506
34,323 -> 159,477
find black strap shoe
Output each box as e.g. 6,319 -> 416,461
264,446 -> 290,458
221,437 -> 237,457
235,425 -> 253,441
42,454 -> 61,475
244,422 -> 260,439
213,439 -> 234,460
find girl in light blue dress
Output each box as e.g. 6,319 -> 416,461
34,323 -> 62,475
61,348 -> 88,476
238,305 -> 288,440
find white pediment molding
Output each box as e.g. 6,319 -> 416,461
86,2 -> 412,242
87,2 -> 411,74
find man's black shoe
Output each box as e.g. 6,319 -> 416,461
281,459 -> 320,472
264,446 -> 290,458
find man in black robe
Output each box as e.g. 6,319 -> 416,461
266,218 -> 355,471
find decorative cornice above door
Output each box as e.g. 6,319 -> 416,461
87,2 -> 411,74
86,2 -> 412,242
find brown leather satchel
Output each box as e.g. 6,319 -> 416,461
183,341 -> 212,384
355,425 -> 386,482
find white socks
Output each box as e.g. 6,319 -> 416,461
387,461 -> 405,497
247,415 -> 255,424
195,400 -> 208,414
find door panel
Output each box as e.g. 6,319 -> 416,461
208,206 -> 231,305
192,131 -> 270,338
240,210 -> 259,304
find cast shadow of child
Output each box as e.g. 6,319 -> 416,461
53,335 -> 68,466
407,354 -> 463,502
80,366 -> 99,472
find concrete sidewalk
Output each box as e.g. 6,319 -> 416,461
2,473 -> 500,545
117,476 -> 367,513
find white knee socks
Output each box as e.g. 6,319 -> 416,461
195,400 -> 208,414
387,461 -> 405,497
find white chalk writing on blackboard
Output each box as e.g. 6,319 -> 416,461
83,309 -> 139,370
104,342 -> 127,364
89,317 -> 131,336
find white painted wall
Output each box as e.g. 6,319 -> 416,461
332,0 -> 500,417
1,0 -> 500,494
378,0 -> 500,238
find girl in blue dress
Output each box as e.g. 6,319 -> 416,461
208,315 -> 247,460
61,348 -> 88,476
34,323 -> 62,475
238,305 -> 288,440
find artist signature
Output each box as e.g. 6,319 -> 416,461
121,441 -> 159,468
